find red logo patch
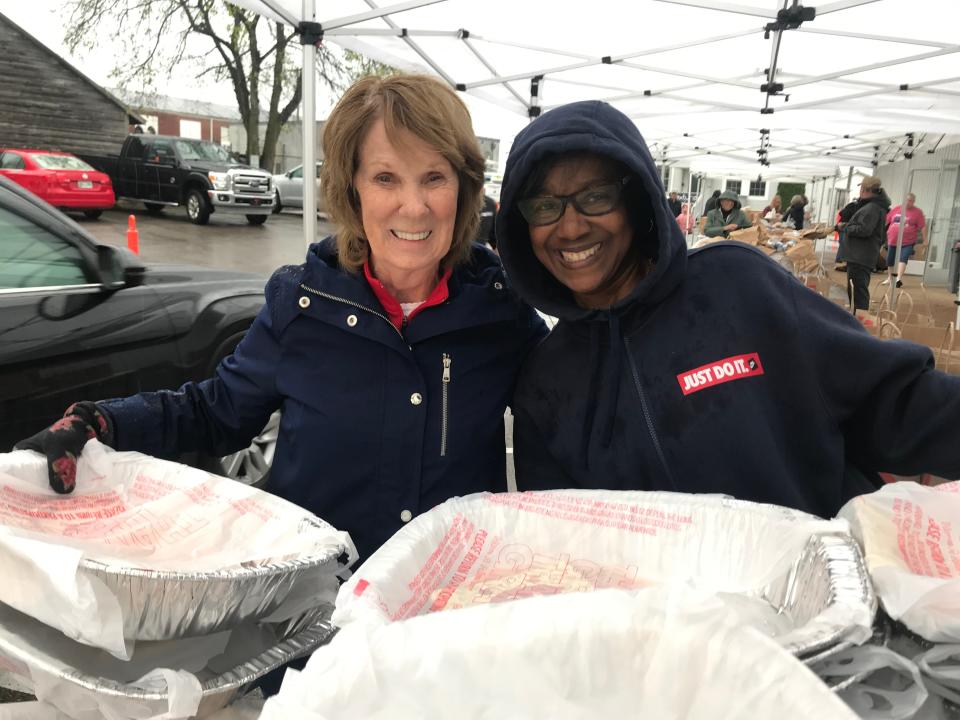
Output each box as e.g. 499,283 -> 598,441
677,353 -> 764,396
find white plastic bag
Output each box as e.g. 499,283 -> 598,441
0,443 -> 353,657
838,481 -> 960,642
334,490 -> 873,650
0,702 -> 72,720
811,645 -> 929,720
914,644 -> 960,706
261,587 -> 860,720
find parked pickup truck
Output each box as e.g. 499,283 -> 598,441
82,135 -> 274,225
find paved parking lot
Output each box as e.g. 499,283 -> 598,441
78,203 -> 336,276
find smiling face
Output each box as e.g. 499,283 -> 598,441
354,118 -> 459,295
526,154 -> 644,309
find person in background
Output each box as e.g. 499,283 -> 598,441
842,176 -> 891,311
761,194 -> 782,220
833,197 -> 863,272
882,192 -> 927,288
675,202 -> 694,235
785,195 -> 806,230
667,191 -> 682,218
495,99 -> 960,520
14,73 -> 547,566
703,190 -> 751,238
703,189 -> 722,213
478,194 -> 498,251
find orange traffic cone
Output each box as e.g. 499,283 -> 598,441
126,215 -> 139,254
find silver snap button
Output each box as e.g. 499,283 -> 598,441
298,296 -> 310,308
410,392 -> 422,406
494,281 -> 503,290
400,509 -> 413,523
346,314 -> 358,327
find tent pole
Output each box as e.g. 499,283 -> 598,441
302,0 -> 317,253
888,134 -> 914,311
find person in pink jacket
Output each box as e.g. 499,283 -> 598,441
675,202 -> 694,234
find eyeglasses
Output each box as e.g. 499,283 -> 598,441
518,177 -> 630,227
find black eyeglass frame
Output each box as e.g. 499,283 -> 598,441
518,176 -> 631,227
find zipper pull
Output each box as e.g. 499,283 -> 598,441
442,353 -> 451,383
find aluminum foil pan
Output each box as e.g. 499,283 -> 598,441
80,533 -> 349,641
336,490 -> 876,664
758,532 -> 877,662
0,602 -> 337,719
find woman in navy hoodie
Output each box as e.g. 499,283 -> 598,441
497,100 -> 960,518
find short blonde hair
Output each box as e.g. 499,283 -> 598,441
320,74 -> 486,273
790,194 -> 804,206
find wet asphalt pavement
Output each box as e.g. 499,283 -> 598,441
76,203 -> 335,276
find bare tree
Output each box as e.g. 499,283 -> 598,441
64,0 -> 368,171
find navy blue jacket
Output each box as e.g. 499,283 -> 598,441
100,239 -> 546,561
497,100 -> 960,518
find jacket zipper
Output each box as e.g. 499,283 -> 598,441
623,336 -> 677,489
299,283 -> 405,340
440,353 -> 451,457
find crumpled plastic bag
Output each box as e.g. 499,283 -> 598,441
334,490 -> 873,652
260,587 -> 860,720
838,481 -> 960,642
0,691 -> 266,720
0,599 -> 303,720
811,645 -> 929,720
914,644 -> 960,706
0,443 -> 354,657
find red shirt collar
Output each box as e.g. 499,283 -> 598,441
363,262 -> 452,331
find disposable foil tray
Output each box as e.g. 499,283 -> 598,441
0,445 -> 354,646
0,602 -> 337,719
335,490 -> 877,662
759,531 -> 877,662
80,540 -> 347,641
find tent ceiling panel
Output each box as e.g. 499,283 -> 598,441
231,0 -> 960,173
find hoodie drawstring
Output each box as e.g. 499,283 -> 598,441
580,322 -> 602,468
600,313 -> 623,449
579,312 -> 625,468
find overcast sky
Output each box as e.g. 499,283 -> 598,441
3,0 -> 330,108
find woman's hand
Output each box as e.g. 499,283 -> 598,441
14,402 -> 113,493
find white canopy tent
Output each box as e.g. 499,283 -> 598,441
224,0 -> 960,252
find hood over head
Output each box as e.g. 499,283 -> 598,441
497,100 -> 687,323
497,101 -> 689,459
717,190 -> 741,209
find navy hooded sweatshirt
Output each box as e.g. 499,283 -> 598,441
498,100 -> 960,518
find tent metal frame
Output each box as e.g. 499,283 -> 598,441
228,0 -> 960,248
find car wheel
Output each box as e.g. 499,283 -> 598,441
272,190 -> 282,214
211,411 -> 280,488
144,202 -> 164,214
82,210 -> 103,220
185,188 -> 211,225
246,214 -> 268,226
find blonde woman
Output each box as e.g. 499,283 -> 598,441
17,75 -> 547,564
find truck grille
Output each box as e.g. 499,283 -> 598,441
233,173 -> 271,195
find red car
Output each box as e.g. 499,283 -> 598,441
0,148 -> 115,219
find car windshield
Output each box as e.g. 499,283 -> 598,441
173,140 -> 233,163
30,154 -> 93,171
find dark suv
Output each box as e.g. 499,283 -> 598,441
0,176 -> 274,484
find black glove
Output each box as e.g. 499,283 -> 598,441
14,402 -> 114,493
